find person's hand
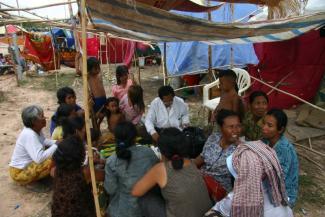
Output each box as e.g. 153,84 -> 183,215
151,132 -> 159,144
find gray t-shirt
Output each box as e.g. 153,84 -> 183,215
104,145 -> 159,217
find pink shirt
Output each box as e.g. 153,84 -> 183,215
112,79 -> 133,101
119,94 -> 143,125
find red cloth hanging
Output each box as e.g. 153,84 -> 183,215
247,30 -> 325,109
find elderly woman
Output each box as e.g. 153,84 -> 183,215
9,105 -> 58,185
242,91 -> 269,141
195,109 -> 242,201
262,108 -> 299,207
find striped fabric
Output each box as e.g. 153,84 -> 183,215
87,0 -> 325,44
231,141 -> 288,217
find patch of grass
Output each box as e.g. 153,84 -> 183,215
0,91 -> 5,103
295,175 -> 325,211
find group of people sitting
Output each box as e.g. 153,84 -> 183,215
8,62 -> 299,217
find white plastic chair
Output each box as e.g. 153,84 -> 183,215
203,68 -> 251,111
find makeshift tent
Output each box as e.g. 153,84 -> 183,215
246,0 -> 325,109
22,32 -> 59,71
161,4 -> 259,76
50,28 -> 75,49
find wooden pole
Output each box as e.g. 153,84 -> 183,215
163,42 -> 167,85
0,1 -> 77,12
207,0 -> 212,82
80,1 -> 101,216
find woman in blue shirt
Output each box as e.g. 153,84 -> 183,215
262,108 -> 299,207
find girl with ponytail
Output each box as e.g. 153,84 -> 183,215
104,121 -> 159,217
132,128 -> 212,217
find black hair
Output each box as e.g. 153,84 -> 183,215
216,109 -> 241,127
158,128 -> 189,170
53,135 -> 85,171
266,108 -> 288,132
128,85 -> 145,113
52,104 -> 75,126
249,90 -> 269,104
115,65 -> 129,85
182,127 -> 207,158
104,97 -> 120,119
218,69 -> 238,92
158,85 -> 175,99
90,128 -> 100,142
87,57 -> 100,74
62,116 -> 85,139
114,121 -> 137,166
56,87 -> 76,104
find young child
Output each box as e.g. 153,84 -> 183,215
51,135 -> 96,217
103,97 -> 125,132
211,69 -> 244,122
50,86 -> 83,135
111,65 -> 133,100
119,85 -> 145,125
87,57 -> 107,113
51,104 -> 76,140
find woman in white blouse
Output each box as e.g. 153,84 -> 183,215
9,105 -> 58,185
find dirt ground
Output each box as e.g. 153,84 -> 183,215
0,65 -> 324,217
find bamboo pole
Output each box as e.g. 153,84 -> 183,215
163,42 -> 167,85
0,1 -> 77,12
250,75 -> 325,113
80,0 -> 101,216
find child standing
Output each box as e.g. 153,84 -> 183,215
87,57 -> 107,113
51,104 -> 76,140
112,65 -> 133,100
103,97 -> 125,132
50,87 -> 83,135
211,69 -> 244,121
51,136 -> 96,217
119,85 -> 145,125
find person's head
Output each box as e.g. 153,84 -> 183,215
22,105 -> 46,133
114,121 -> 137,165
218,69 -> 238,92
90,128 -> 101,146
62,116 -> 86,140
158,128 -> 189,170
128,85 -> 145,113
53,135 -> 85,171
53,104 -> 76,126
249,91 -> 269,119
116,65 -> 129,85
56,87 -> 77,105
262,108 -> 288,141
158,85 -> 175,108
216,109 -> 242,144
105,97 -> 120,114
87,57 -> 100,76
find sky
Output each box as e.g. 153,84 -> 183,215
1,0 -> 78,20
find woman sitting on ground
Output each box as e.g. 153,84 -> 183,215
51,135 -> 96,217
9,105 -> 58,185
205,139 -> 293,217
262,108 -> 299,207
51,103 -> 76,140
104,121 -> 159,217
195,109 -> 242,201
132,128 -> 212,217
242,90 -> 269,141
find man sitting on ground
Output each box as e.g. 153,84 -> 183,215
145,85 -> 190,143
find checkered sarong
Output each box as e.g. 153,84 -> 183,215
231,140 -> 288,217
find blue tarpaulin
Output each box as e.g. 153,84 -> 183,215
50,28 -> 75,49
160,4 -> 259,76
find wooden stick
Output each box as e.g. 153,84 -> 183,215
297,152 -> 324,170
0,1 -> 77,12
163,42 -> 167,85
267,70 -> 294,95
294,142 -> 325,157
250,75 -> 325,113
80,0 -> 101,216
